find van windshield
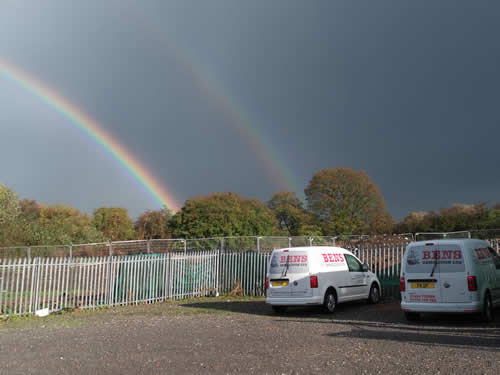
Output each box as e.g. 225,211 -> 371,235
269,251 -> 309,274
405,246 -> 465,274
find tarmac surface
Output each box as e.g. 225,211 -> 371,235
0,296 -> 499,374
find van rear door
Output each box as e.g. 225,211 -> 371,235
268,251 -> 291,298
438,243 -> 469,303
290,251 -> 312,298
267,250 -> 311,298
404,243 -> 442,304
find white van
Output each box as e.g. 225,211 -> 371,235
265,246 -> 381,313
400,239 -> 500,321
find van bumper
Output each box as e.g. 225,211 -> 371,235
266,296 -> 323,306
401,301 -> 482,313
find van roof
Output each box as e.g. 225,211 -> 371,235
409,239 -> 489,247
273,246 -> 352,253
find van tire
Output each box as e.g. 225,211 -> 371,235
404,312 -> 419,321
323,290 -> 337,314
368,283 -> 380,304
481,292 -> 494,323
272,305 -> 287,314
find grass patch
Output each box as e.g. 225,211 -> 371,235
0,295 -> 266,330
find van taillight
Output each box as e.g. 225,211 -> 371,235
467,276 -> 477,291
310,275 -> 318,288
400,277 -> 406,292
265,277 -> 269,289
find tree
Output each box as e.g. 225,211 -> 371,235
92,207 -> 135,241
172,192 -> 276,238
395,203 -> 500,234
33,204 -> 105,245
135,208 -> 173,239
267,191 -> 319,235
18,199 -> 41,221
394,211 -> 429,233
0,183 -> 19,226
368,211 -> 395,234
0,184 -> 21,246
2,203 -> 106,246
304,168 -> 393,235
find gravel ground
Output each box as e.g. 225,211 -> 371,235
0,296 -> 499,374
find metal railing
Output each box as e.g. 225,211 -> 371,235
415,231 -> 471,241
2,247 -> 401,318
0,251 -> 219,318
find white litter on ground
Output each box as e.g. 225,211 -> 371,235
35,308 -> 49,317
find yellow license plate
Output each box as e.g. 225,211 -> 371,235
411,282 -> 435,289
272,280 -> 288,287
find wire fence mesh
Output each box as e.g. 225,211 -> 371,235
72,243 -> 110,257
0,247 -> 30,259
0,231 -> 496,258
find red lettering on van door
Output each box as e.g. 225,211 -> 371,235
482,248 -> 488,259
423,251 -> 431,260
453,251 -> 462,260
482,248 -> 489,259
301,255 -> 307,262
321,253 -> 345,263
474,248 -> 490,260
441,251 -> 452,260
432,251 -> 440,260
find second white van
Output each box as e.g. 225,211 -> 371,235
400,239 -> 500,321
265,246 -> 381,313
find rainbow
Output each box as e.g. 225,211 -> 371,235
174,49 -> 299,192
128,6 -> 302,195
0,58 -> 181,212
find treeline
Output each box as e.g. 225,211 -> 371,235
394,203 -> 500,234
1,168 -> 499,246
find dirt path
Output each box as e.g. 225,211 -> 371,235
1,297 -> 499,374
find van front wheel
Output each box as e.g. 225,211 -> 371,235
323,290 -> 337,314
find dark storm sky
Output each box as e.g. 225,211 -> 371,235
1,0 -> 499,220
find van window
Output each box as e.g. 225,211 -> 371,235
345,254 -> 362,272
269,252 -> 309,274
405,246 -> 465,274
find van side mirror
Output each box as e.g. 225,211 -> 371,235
362,264 -> 369,272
